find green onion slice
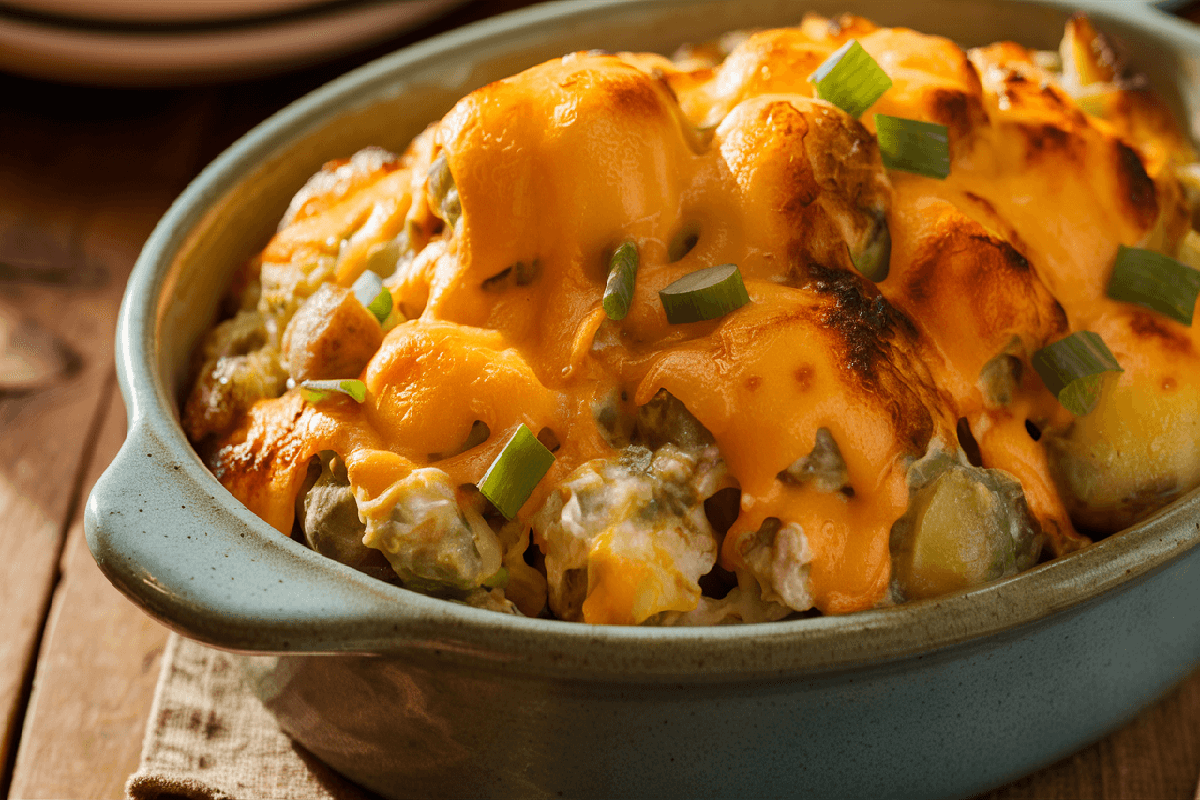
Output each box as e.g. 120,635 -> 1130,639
849,211 -> 891,281
659,263 -> 751,324
482,567 -> 510,589
300,379 -> 367,404
352,270 -> 393,324
874,114 -> 950,179
477,423 -> 555,520
603,241 -> 639,320
1032,331 -> 1123,416
1107,244 -> 1200,326
809,39 -> 893,119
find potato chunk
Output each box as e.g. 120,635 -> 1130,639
891,465 -> 1042,600
183,310 -> 286,441
1046,370 -> 1200,533
281,283 -> 383,381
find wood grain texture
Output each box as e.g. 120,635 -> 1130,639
0,78 -> 214,794
7,390 -> 169,800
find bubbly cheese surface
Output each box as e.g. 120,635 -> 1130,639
186,14 -> 1200,625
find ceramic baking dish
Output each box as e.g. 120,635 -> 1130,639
86,0 -> 1200,797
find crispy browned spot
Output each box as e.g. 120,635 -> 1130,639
929,87 -> 988,142
809,264 -> 918,380
1129,310 -> 1193,355
1018,123 -> 1082,165
902,218 -> 1067,343
209,399 -> 307,492
1113,140 -> 1158,231
588,68 -> 672,119
806,265 -> 934,452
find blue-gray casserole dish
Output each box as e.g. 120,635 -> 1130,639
86,0 -> 1200,797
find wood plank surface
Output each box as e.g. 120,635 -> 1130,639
6,389 -> 169,800
0,80 -> 215,796
0,4 -> 544,795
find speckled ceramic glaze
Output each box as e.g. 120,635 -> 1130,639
86,1 -> 1200,797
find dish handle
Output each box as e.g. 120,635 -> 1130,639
84,417 -> 429,653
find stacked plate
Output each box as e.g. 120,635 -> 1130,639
0,0 -> 469,86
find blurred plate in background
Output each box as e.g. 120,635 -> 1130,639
0,0 -> 331,23
0,0 -> 468,86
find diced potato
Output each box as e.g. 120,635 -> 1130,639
281,283 -> 384,382
182,310 -> 287,441
1046,371 -> 1200,533
891,465 -> 1042,600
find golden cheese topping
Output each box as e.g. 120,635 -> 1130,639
185,13 -> 1200,626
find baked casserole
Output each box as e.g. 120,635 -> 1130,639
182,13 -> 1200,625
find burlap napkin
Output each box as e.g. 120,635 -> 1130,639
125,633 -> 379,800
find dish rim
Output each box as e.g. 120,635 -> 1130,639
95,0 -> 1200,677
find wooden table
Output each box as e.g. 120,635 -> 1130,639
2,2 -> 1200,798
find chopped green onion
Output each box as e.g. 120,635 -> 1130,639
809,39 -> 893,119
1032,331 -> 1123,416
659,263 -> 751,324
300,379 -> 367,404
477,423 -> 555,519
1107,244 -> 1200,326
352,270 -> 393,324
603,241 -> 639,320
874,114 -> 950,179
849,211 -> 891,281
483,567 -> 509,589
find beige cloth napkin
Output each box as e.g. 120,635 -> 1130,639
125,633 -> 379,800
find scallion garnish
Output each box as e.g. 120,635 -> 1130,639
603,241 -> 639,321
483,567 -> 509,589
1106,244 -> 1200,326
659,263 -> 751,324
809,40 -> 893,119
1032,331 -> 1123,416
874,114 -> 951,179
300,379 -> 367,404
352,270 -> 393,324
477,423 -> 555,519
850,211 -> 891,281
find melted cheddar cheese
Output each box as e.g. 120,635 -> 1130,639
185,14 -> 1200,626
